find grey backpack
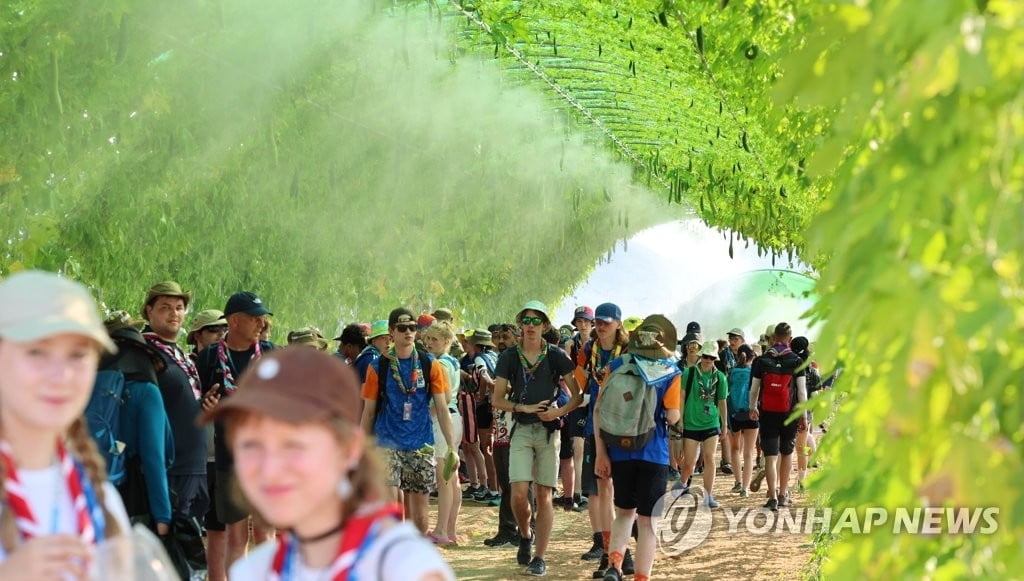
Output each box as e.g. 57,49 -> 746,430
598,354 -> 659,451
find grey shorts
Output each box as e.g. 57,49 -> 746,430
385,448 -> 437,495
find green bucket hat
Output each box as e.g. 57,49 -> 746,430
517,300 -> 550,324
367,319 -> 389,340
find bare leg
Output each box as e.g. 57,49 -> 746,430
206,530 -> 227,581
765,453 -> 780,500
701,437 -> 719,495
742,429 -> 759,490
533,485 -> 554,558
572,437 -> 584,497
559,456 -> 574,499
432,463 -> 454,539
479,428 -> 497,492
407,491 -> 429,534
778,453 -> 794,499
511,481 -> 533,537
634,515 -> 656,576
226,519 -> 249,566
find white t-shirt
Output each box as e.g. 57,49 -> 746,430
0,463 -> 132,562
229,521 -> 455,581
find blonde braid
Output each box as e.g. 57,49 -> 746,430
0,450 -> 18,552
66,417 -> 123,539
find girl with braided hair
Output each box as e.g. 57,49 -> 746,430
0,271 -> 130,579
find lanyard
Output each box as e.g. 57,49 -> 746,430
516,345 -> 548,399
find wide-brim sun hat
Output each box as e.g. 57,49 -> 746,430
466,329 -> 495,347
628,315 -> 677,359
0,270 -> 116,352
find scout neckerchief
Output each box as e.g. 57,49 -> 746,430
0,439 -> 105,543
217,338 -> 263,393
515,343 -> 549,400
696,367 -> 718,401
387,346 -> 422,394
269,503 -> 402,581
144,333 -> 201,400
588,341 -> 623,385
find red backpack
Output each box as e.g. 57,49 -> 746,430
760,348 -> 794,413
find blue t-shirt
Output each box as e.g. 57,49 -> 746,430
605,355 -> 680,466
373,354 -> 435,452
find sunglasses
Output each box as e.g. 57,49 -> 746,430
520,316 -> 544,327
202,325 -> 228,333
701,355 -> 717,361
394,323 -> 417,333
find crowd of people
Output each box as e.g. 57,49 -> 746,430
0,270 -> 833,580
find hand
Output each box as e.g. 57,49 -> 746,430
518,400 -> 551,414
156,522 -> 171,536
202,388 -> 221,412
595,454 -> 611,479
537,406 -> 561,422
749,409 -> 760,421
0,534 -> 91,581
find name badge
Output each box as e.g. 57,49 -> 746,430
403,401 -> 413,421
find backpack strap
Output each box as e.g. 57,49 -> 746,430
684,366 -> 697,400
418,350 -> 434,394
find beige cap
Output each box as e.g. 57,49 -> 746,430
190,309 -> 228,334
0,270 -> 116,352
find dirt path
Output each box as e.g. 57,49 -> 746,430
434,468 -> 814,580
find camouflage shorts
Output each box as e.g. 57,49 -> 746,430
385,447 -> 437,495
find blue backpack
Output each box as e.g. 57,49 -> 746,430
728,366 -> 752,415
85,370 -> 128,485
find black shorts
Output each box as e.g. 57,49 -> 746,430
610,461 -> 669,517
559,409 -> 586,459
167,473 -> 209,522
759,411 -> 798,456
476,400 -> 494,430
204,462 -> 225,531
581,435 -> 599,497
683,428 -> 720,442
213,469 -> 249,525
730,418 -> 760,432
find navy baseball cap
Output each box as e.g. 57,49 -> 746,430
594,303 -> 622,322
224,291 -> 273,317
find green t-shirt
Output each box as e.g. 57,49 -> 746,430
682,366 -> 728,431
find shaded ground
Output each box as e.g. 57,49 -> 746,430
433,466 -> 814,580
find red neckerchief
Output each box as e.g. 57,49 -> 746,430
143,333 -> 201,400
216,338 -> 263,393
0,439 -> 96,543
269,503 -> 402,580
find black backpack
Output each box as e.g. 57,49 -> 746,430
372,350 -> 434,433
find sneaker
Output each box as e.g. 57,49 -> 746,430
720,460 -> 733,475
750,469 -> 765,492
576,494 -> 589,508
602,568 -> 623,581
764,497 -> 778,512
622,549 -> 634,575
553,495 -> 571,508
462,485 -> 480,500
667,467 -> 680,480
731,481 -> 743,493
525,557 -> 547,576
778,491 -> 791,507
581,533 -> 603,561
483,532 -> 515,547
669,479 -> 689,499
517,536 -> 532,566
474,489 -> 498,503
705,495 -> 720,509
488,496 -> 501,507
592,553 -> 609,578
740,488 -> 749,498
